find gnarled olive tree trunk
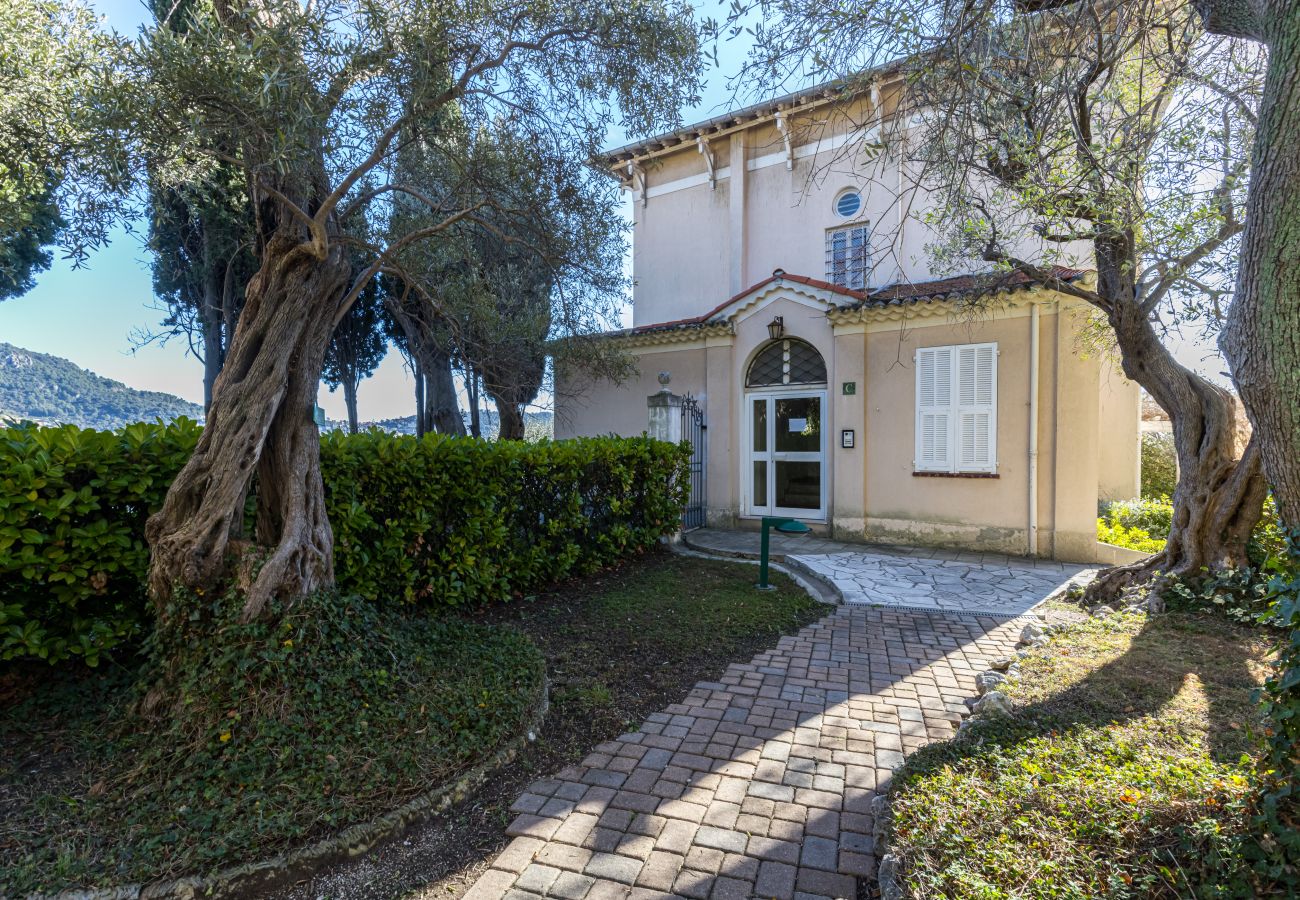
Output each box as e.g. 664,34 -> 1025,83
1087,275 -> 1268,604
145,193 -> 351,625
1215,3 -> 1300,529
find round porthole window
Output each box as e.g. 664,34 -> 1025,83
835,190 -> 862,218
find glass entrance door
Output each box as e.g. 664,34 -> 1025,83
747,391 -> 826,519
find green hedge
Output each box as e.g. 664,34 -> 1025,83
0,421 -> 689,665
323,431 -> 690,606
0,421 -> 198,665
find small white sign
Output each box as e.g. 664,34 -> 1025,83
788,417 -> 807,432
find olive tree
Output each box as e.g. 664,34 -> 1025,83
1193,1 -> 1300,532
381,118 -> 635,441
735,0 -> 1268,599
0,0 -> 125,296
116,0 -> 701,625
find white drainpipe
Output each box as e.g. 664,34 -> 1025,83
1028,302 -> 1040,556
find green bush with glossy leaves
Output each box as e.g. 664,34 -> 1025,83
322,431 -> 691,607
0,422 -> 689,665
0,419 -> 201,665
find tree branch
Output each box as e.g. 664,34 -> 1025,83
254,179 -> 328,258
1192,0 -> 1267,42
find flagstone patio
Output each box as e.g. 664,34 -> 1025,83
684,528 -> 1095,617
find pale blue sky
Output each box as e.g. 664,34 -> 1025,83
0,0 -> 1227,421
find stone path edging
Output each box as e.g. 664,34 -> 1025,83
669,544 -> 842,607
48,678 -> 550,900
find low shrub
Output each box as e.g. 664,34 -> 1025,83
1097,497 -> 1170,554
0,423 -> 689,664
1141,432 -> 1177,498
1097,519 -> 1167,554
1,589 -> 545,893
1103,495 -> 1174,538
323,431 -> 689,607
0,420 -> 199,665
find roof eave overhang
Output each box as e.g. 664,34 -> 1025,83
595,63 -> 905,175
602,321 -> 735,349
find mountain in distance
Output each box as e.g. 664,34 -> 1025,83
0,342 -> 204,431
333,408 -> 554,440
0,340 -> 558,439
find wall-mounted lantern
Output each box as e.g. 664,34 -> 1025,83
767,316 -> 785,341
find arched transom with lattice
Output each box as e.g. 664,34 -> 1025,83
746,339 -> 827,388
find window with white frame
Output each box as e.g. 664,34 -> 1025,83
914,343 -> 998,473
826,224 -> 870,290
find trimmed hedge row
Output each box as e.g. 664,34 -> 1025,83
0,420 -> 689,665
323,430 -> 689,606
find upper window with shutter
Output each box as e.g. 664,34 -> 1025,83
914,342 -> 998,474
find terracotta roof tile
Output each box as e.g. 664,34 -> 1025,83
614,266 -> 1089,336
854,266 -> 1087,307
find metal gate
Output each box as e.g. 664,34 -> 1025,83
681,395 -> 706,530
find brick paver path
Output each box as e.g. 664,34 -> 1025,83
464,607 -> 1025,900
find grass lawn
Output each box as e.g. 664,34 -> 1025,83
887,610 -> 1278,899
478,549 -> 827,741
269,549 -> 826,900
0,596 -> 544,895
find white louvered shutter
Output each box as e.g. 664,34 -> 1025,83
915,347 -> 953,471
956,344 -> 997,472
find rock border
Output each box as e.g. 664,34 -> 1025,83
47,675 -> 550,900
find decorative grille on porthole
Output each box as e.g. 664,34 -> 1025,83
745,339 -> 827,388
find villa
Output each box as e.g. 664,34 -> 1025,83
554,79 -> 1140,563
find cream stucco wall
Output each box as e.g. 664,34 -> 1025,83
631,148 -> 732,328
1098,356 -> 1142,502
555,346 -> 708,438
554,289 -> 1138,563
626,90 -> 1092,329
856,312 -> 1038,555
